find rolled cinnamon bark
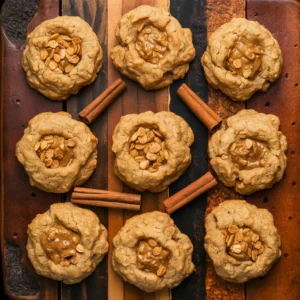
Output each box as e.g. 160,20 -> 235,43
78,79 -> 126,124
177,84 -> 222,131
163,172 -> 218,214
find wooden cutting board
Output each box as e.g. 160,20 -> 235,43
1,0 -> 299,299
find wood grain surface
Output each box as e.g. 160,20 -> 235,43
1,0 -> 300,299
1,1 -> 61,299
106,1 -> 170,299
60,1 -> 109,300
246,1 -> 300,300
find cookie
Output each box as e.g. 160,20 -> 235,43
22,16 -> 102,100
112,211 -> 195,292
27,202 -> 109,284
201,18 -> 282,101
205,200 -> 281,283
16,112 -> 98,193
111,5 -> 196,90
112,111 -> 194,192
208,109 -> 287,195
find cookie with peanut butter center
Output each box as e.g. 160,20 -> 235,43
208,109 -> 287,195
201,18 -> 283,101
27,202 -> 109,284
112,211 -> 195,293
111,5 -> 196,90
205,200 -> 281,283
16,111 -> 98,193
112,111 -> 194,192
22,16 -> 102,100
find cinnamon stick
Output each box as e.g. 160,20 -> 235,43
71,199 -> 140,211
163,172 -> 217,214
177,84 -> 222,131
71,187 -> 141,211
78,79 -> 126,124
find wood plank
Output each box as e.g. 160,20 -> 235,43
1,0 -> 61,299
61,0 -> 109,299
246,1 -> 300,299
204,0 -> 246,299
107,1 -> 170,300
168,0 -> 210,299
107,0 -> 125,298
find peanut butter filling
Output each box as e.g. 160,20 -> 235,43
39,33 -> 82,74
35,135 -> 76,168
229,136 -> 268,170
40,225 -> 85,267
226,40 -> 264,79
129,126 -> 169,172
136,25 -> 168,64
136,238 -> 171,276
223,225 -> 264,262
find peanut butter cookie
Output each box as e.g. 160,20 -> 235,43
208,109 -> 287,195
112,211 -> 195,292
16,112 -> 98,193
201,18 -> 282,101
205,200 -> 281,283
111,5 -> 196,90
23,16 -> 102,100
27,202 -> 108,284
112,111 -> 194,192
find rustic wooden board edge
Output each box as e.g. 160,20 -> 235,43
1,0 -> 61,299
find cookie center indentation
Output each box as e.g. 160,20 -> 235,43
226,40 -> 263,79
136,238 -> 171,276
223,225 -> 264,262
39,33 -> 82,74
35,135 -> 76,168
40,225 -> 84,267
229,136 -> 268,169
136,25 -> 168,64
129,126 -> 169,172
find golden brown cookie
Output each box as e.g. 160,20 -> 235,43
112,111 -> 194,192
111,5 -> 196,90
112,211 -> 195,292
208,109 -> 287,195
205,200 -> 281,283
201,18 -> 282,101
22,16 -> 102,100
27,202 -> 108,284
16,112 -> 98,193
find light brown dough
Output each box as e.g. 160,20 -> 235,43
23,16 -> 102,100
111,5 -> 196,90
205,200 -> 281,283
201,18 -> 282,101
112,211 -> 195,293
208,109 -> 287,195
112,111 -> 194,192
16,112 -> 98,193
27,202 -> 109,284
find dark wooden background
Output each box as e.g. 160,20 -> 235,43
1,0 -> 299,299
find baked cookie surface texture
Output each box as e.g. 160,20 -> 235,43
201,18 -> 282,101
27,202 -> 109,284
22,16 -> 103,100
16,112 -> 98,193
112,111 -> 194,192
112,211 -> 195,292
111,5 -> 196,90
204,200 -> 281,283
208,109 -> 287,195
